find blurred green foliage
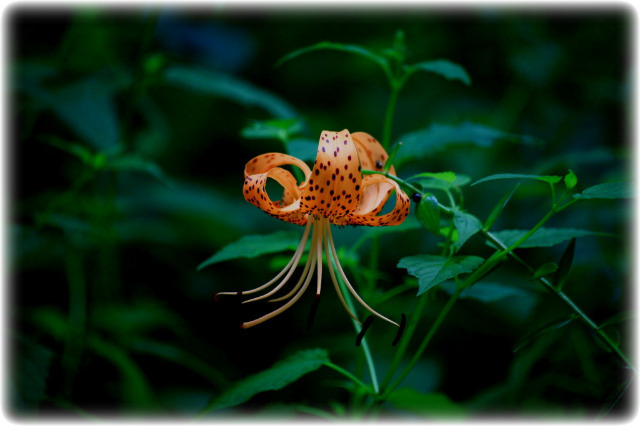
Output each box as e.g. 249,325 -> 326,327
8,4 -> 632,420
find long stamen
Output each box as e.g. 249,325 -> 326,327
241,243 -> 317,329
243,219 -> 314,303
325,220 -> 399,328
316,218 -> 323,296
217,219 -> 313,297
266,220 -> 318,302
323,221 -> 360,324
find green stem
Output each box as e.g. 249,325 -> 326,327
382,286 -> 462,398
367,236 -> 380,291
324,361 -> 376,395
482,230 -> 635,371
381,85 -> 401,150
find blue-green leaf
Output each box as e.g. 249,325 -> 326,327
473,173 -> 561,186
241,118 -> 303,141
533,262 -> 558,279
108,156 -> 173,187
386,388 -> 466,417
164,65 -> 296,118
398,255 -> 484,295
415,194 -> 441,235
483,184 -> 520,231
573,182 -> 632,199
452,211 -> 483,252
276,42 -> 389,75
409,59 -> 471,86
287,138 -> 318,162
200,349 -> 329,413
396,122 -> 538,165
489,227 -> 612,249
198,231 -> 302,270
553,238 -> 576,291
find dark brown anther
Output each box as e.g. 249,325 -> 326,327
411,193 -> 422,203
392,314 -> 407,346
307,294 -> 321,329
375,160 -> 384,169
355,316 -> 374,346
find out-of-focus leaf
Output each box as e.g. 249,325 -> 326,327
92,302 -> 187,338
415,194 -> 440,235
459,282 -> 532,303
277,42 -> 389,75
386,388 -> 466,417
473,173 -> 561,186
287,138 -> 318,162
198,231 -> 302,270
398,255 -> 484,295
452,210 -> 483,252
489,227 -> 612,249
553,238 -> 576,290
514,316 -> 578,353
599,311 -> 636,329
200,348 -> 329,413
164,65 -> 296,118
45,137 -> 101,166
241,118 -> 303,141
573,182 -> 632,199
396,122 -> 539,165
107,156 -> 173,187
408,172 -> 471,193
533,262 -> 558,279
10,335 -> 54,412
564,170 -> 578,190
408,59 -> 471,86
483,184 -> 520,231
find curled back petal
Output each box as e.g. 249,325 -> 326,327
244,165 -> 308,225
340,174 -> 411,227
299,129 -> 362,220
351,132 -> 396,215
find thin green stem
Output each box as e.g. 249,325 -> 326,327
381,85 -> 401,150
367,236 -> 380,291
382,286 -> 462,398
324,362 -> 376,395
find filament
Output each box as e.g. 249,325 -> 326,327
325,220 -> 399,328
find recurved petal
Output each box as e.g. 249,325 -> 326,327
243,166 -> 308,225
245,152 -> 312,181
339,174 -> 411,227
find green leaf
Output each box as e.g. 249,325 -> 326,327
514,316 -> 577,353
396,122 -> 539,165
452,211 -> 483,252
10,335 -> 54,412
533,262 -> 558,279
200,349 -> 329,412
409,59 -> 471,86
198,231 -> 302,270
564,169 -> 578,190
489,227 -> 611,249
599,311 -> 636,330
415,194 -> 441,235
386,388 -> 466,418
483,184 -> 520,231
398,255 -> 484,295
553,238 -> 576,290
241,118 -> 303,141
164,65 -> 296,118
45,137 -> 99,166
276,42 -> 389,76
573,182 -> 632,199
473,173 -> 561,186
108,156 -> 173,187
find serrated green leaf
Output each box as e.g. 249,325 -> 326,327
489,227 -> 611,249
553,238 -> 576,290
483,184 -> 520,231
398,255 -> 484,295
533,262 -> 558,279
573,182 -> 632,199
276,42 -> 389,75
396,122 -> 539,165
198,231 -> 302,270
409,59 -> 471,86
241,118 -> 303,141
201,349 -> 329,412
386,388 -> 466,418
164,65 -> 296,118
452,210 -> 483,252
473,173 -> 561,186
564,169 -> 578,190
415,194 -> 440,235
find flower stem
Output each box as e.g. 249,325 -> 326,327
381,85 -> 401,150
324,361 -> 376,395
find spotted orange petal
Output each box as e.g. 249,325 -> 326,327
299,129 -> 363,222
340,174 -> 411,227
243,153 -> 312,225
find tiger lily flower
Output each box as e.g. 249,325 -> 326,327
217,129 -> 410,333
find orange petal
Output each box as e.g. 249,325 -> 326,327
244,153 -> 311,225
299,130 -> 363,220
340,174 -> 411,227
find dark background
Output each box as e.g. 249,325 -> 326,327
8,3 -> 632,419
